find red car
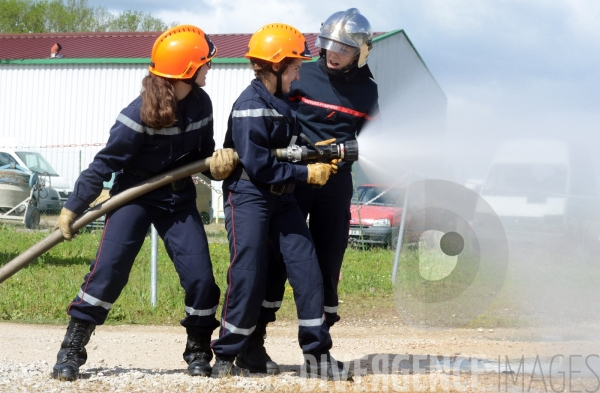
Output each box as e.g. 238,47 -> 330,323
349,184 -> 404,247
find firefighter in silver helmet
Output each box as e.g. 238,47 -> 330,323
316,7 -> 373,69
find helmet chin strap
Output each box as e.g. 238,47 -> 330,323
270,64 -> 288,97
182,68 -> 201,88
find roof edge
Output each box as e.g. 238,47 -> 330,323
0,57 -> 251,65
372,29 -> 403,43
378,29 -> 446,100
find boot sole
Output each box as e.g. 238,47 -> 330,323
188,369 -> 212,377
51,368 -> 78,381
235,357 -> 280,375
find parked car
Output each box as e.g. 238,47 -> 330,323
349,183 -> 404,248
0,166 -> 41,228
0,138 -> 72,214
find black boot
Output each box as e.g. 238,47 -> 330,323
304,352 -> 353,381
211,355 -> 243,378
183,334 -> 213,377
235,321 -> 280,374
52,317 -> 96,381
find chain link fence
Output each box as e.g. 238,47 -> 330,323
2,142 -> 409,250
0,143 -> 219,231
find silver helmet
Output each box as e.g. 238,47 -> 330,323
315,8 -> 373,68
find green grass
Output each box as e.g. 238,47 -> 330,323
5,224 -> 589,329
0,224 -> 397,325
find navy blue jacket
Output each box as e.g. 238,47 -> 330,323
66,86 -> 215,215
288,58 -> 380,171
223,79 -> 308,196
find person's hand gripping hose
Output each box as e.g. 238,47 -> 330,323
210,148 -> 238,180
54,207 -> 78,241
307,162 -> 336,186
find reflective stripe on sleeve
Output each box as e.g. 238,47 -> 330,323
185,114 -> 213,132
116,113 -> 145,133
185,305 -> 218,317
117,113 -> 213,135
298,315 -> 325,327
262,300 -> 282,309
77,289 -> 112,310
222,320 -> 256,336
232,108 -> 283,118
324,306 -> 338,313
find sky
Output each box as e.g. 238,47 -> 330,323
88,0 -> 599,167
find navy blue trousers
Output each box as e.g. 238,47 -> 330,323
261,171 -> 353,327
211,188 -> 332,357
68,197 -> 220,337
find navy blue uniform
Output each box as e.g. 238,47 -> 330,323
211,79 -> 332,357
65,86 -> 221,337
261,58 -> 380,327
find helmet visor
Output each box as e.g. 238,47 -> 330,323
315,37 -> 360,57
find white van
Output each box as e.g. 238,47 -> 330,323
478,138 -> 600,248
0,138 -> 73,213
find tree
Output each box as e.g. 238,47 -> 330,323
0,0 -> 176,33
106,10 -> 171,32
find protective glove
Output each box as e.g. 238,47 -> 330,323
210,148 -> 237,180
307,162 -> 335,186
315,139 -> 340,174
330,158 -> 341,175
315,138 -> 336,146
54,207 -> 77,241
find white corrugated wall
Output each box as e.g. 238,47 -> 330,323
0,62 -> 254,215
0,62 -> 253,159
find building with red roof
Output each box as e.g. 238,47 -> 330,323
0,29 -> 446,218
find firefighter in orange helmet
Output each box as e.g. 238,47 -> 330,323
51,25 -> 236,381
209,23 -> 349,380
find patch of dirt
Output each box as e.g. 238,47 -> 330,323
3,318 -> 600,392
2,318 -> 599,370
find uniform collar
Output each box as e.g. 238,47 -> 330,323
171,85 -> 204,130
251,78 -> 293,121
182,86 -> 203,116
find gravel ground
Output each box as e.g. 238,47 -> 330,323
2,319 -> 600,392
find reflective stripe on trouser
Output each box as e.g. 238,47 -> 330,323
211,189 -> 332,357
67,199 -> 220,335
262,171 -> 353,327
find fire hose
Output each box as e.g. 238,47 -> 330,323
0,138 -> 358,285
0,156 -> 219,284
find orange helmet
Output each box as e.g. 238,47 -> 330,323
149,25 -> 217,79
245,23 -> 312,63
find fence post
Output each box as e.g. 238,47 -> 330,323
351,167 -> 366,251
392,186 -> 410,284
150,224 -> 158,307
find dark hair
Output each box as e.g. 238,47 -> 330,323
140,73 -> 178,130
249,57 -> 296,80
